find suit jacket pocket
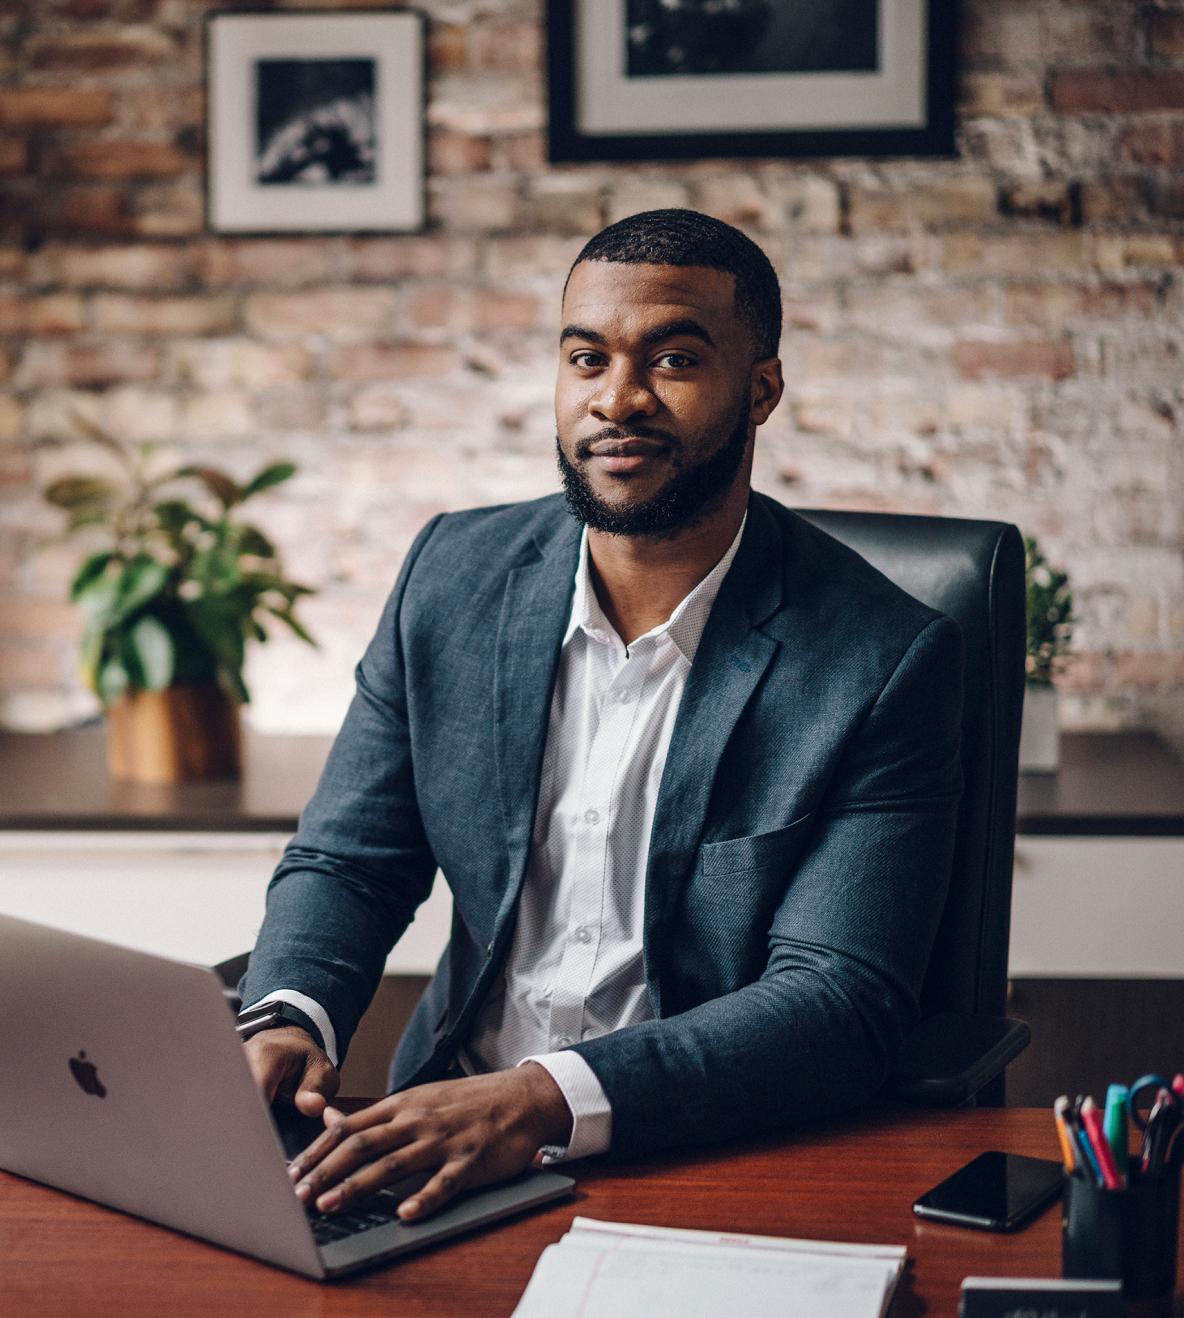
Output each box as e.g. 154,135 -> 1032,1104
698,812 -> 816,877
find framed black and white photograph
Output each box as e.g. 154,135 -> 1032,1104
205,10 -> 425,235
547,0 -> 956,163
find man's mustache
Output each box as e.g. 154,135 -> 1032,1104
574,426 -> 677,460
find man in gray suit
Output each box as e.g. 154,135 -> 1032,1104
239,209 -> 963,1224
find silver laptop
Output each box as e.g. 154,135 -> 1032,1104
0,913 -> 574,1279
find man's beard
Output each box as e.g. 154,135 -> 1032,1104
556,398 -> 751,539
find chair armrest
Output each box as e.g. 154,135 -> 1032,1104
213,950 -> 251,1014
889,1012 -> 1030,1106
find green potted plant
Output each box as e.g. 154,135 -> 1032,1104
1020,535 -> 1074,773
41,415 -> 317,783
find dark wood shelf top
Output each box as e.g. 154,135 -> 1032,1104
1016,730 -> 1184,837
0,725 -> 331,833
2,726 -> 1182,836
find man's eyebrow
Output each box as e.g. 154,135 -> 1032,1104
559,324 -> 607,345
558,318 -> 717,348
640,318 -> 716,349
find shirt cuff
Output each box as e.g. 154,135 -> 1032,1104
520,1050 -> 612,1162
241,989 -> 339,1069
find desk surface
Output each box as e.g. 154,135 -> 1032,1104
0,1107 -> 1165,1318
2,726 -> 1184,836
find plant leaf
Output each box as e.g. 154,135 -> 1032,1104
113,557 -> 170,621
236,525 -> 276,558
70,551 -> 115,602
97,654 -> 129,707
45,476 -> 117,510
222,666 -> 251,704
125,614 -> 175,690
78,619 -> 106,693
153,499 -> 203,535
66,504 -> 111,533
264,604 -> 317,647
184,596 -> 245,674
66,408 -> 135,467
240,461 -> 296,501
174,465 -> 242,509
74,565 -> 121,621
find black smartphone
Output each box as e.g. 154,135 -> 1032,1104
912,1151 -> 1064,1231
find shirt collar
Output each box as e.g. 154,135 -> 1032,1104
562,511 -> 748,663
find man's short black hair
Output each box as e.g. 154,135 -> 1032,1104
565,208 -> 782,360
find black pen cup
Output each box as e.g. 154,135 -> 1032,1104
1062,1168 -> 1181,1300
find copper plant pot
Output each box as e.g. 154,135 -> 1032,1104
106,681 -> 242,784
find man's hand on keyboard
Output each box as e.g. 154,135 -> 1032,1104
243,1025 -> 340,1118
286,1063 -> 573,1222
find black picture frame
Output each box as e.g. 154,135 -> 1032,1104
204,8 -> 427,237
547,0 -> 957,164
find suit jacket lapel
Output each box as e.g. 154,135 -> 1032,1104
644,496 -> 784,1003
492,517 -> 581,929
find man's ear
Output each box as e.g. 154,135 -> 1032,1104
750,357 -> 784,426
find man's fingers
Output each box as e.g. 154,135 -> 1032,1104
292,1048 -> 340,1116
243,1028 -> 338,1114
294,1117 -> 419,1203
288,1098 -> 399,1180
311,1141 -> 436,1214
397,1160 -> 470,1221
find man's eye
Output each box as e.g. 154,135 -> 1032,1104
655,352 -> 695,369
570,351 -> 604,368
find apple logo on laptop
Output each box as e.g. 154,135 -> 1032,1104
69,1050 -> 107,1098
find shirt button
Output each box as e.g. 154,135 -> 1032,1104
572,925 -> 592,944
615,688 -> 633,704
558,1035 -> 574,1047
583,808 -> 600,825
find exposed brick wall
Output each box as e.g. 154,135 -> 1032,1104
0,0 -> 1181,744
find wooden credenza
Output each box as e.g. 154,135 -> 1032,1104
2,726 -> 1182,1098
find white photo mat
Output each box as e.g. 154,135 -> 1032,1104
574,0 -> 926,136
206,11 -> 424,235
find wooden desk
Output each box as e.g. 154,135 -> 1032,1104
1,1107 -> 1169,1317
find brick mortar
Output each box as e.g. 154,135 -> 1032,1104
0,0 -> 1182,738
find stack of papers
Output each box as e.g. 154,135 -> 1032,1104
512,1216 -> 907,1318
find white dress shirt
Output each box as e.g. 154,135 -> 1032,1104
255,513 -> 747,1162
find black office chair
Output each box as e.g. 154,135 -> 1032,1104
795,509 -> 1029,1107
221,509 -> 1031,1107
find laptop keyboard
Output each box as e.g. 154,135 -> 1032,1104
305,1173 -> 431,1247
307,1189 -> 402,1245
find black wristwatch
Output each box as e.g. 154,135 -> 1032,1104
235,1000 -> 326,1053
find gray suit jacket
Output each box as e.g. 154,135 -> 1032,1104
242,490 -> 963,1159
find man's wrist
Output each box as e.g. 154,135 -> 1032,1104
517,1060 -> 574,1149
236,1000 -> 326,1054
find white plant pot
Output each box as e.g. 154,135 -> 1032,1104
1019,683 -> 1059,773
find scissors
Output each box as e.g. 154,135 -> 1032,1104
1129,1074 -> 1184,1175
1128,1074 -> 1182,1130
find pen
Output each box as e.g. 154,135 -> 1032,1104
1053,1095 -> 1076,1174
1081,1097 -> 1123,1189
1067,1100 -> 1102,1185
1103,1084 -> 1129,1181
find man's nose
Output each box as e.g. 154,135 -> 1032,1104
588,360 -> 659,423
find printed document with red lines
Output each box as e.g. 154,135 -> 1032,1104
511,1216 -> 906,1318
